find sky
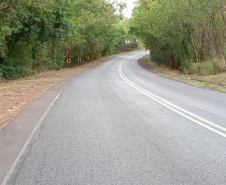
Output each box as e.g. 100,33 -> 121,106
118,0 -> 137,18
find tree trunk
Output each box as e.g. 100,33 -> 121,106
190,32 -> 199,63
64,43 -> 76,60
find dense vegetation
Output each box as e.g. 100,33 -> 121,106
0,0 -> 139,80
2,0 -> 225,80
131,0 -> 226,75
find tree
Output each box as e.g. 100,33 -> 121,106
131,0 -> 226,73
0,0 -> 134,80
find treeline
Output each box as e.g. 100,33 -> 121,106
131,0 -> 226,75
0,0 -> 138,80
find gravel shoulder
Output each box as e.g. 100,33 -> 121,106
0,52 -> 132,131
138,56 -> 226,93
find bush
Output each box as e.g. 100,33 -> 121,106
143,55 -> 150,61
180,59 -> 221,75
151,54 -> 165,66
0,67 -> 3,81
0,58 -> 35,80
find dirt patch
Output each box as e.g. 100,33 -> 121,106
0,52 -> 133,131
138,56 -> 226,92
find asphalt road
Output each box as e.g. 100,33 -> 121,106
1,51 -> 226,185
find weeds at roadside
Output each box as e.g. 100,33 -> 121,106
140,56 -> 226,93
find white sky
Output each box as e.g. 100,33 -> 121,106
118,0 -> 137,18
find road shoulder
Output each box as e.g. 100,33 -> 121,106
0,52 -> 135,131
138,56 -> 226,93
0,51 -> 138,184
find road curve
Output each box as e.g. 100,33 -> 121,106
1,51 -> 226,185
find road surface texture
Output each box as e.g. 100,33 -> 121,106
0,51 -> 226,185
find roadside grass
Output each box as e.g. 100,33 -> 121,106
182,59 -> 221,75
218,86 -> 226,91
140,55 -> 226,93
143,55 -> 150,61
0,51 -> 138,131
196,82 -> 215,87
174,76 -> 184,81
188,81 -> 226,92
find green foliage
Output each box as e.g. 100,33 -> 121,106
0,58 -> 35,79
143,55 -> 149,61
181,59 -> 220,75
131,0 -> 226,73
151,54 -> 165,66
0,0 -> 136,80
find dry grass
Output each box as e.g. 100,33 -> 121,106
139,55 -> 226,93
0,52 -> 132,131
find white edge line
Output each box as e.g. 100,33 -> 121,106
1,52 -> 144,185
1,76 -> 78,185
118,56 -> 226,138
138,54 -> 226,96
119,62 -> 226,133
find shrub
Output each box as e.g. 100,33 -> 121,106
0,58 -> 35,80
181,59 -> 221,75
151,54 -> 164,66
